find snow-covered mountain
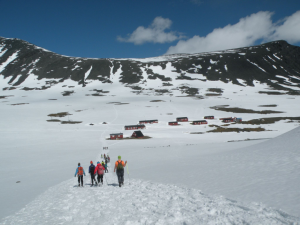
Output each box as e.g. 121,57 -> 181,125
1,37 -> 300,224
1,36 -> 300,95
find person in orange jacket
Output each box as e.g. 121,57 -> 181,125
94,161 -> 105,186
114,156 -> 127,187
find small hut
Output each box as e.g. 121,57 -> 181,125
169,121 -> 179,126
204,116 -> 214,119
125,124 -> 145,130
176,117 -> 188,122
139,119 -> 158,124
110,133 -> 123,140
192,120 -> 208,125
131,130 -> 144,138
222,118 -> 235,123
236,118 -> 242,123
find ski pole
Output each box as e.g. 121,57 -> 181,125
127,163 -> 130,185
104,174 -> 108,186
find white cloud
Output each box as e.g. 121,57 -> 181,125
268,11 -> 300,43
117,17 -> 183,45
166,11 -> 300,55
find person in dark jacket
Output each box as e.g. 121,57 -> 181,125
89,161 -> 97,186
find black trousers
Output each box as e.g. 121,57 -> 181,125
78,175 -> 83,185
97,174 -> 103,183
116,169 -> 124,183
90,174 -> 97,185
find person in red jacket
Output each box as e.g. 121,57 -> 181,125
94,161 -> 105,186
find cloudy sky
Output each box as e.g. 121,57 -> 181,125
1,0 -> 300,58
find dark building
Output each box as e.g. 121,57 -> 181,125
131,130 -> 144,138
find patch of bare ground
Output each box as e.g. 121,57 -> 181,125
190,132 -> 204,134
210,106 -> 283,114
48,99 -> 57,100
258,104 -> 277,107
205,93 -> 222,96
207,126 -> 266,133
0,95 -> 13,99
62,91 -> 74,96
258,91 -> 285,95
106,102 -> 129,105
11,103 -> 29,106
47,112 -> 72,117
107,136 -> 151,140
3,87 -> 17,90
207,88 -> 224,93
241,117 -> 300,125
150,100 -> 165,102
228,138 -> 271,142
46,119 -> 61,122
61,121 -> 82,124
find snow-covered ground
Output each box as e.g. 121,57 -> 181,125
0,68 -> 300,224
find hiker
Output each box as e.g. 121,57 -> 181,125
94,161 -> 104,185
114,156 -> 127,187
104,154 -> 106,159
74,163 -> 86,187
105,158 -> 108,165
101,154 -> 103,158
89,161 -> 97,186
101,161 -> 105,167
108,156 -> 110,163
104,161 -> 108,173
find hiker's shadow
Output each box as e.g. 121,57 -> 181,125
107,183 -> 119,187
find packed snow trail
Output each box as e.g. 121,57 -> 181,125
1,169 -> 299,224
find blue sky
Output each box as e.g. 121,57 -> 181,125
1,0 -> 300,58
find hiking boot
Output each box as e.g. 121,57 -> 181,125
119,183 -> 121,187
78,184 -> 80,187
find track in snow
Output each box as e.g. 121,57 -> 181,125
1,161 -> 299,225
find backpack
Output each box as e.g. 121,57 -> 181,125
117,160 -> 124,170
97,165 -> 104,175
78,167 -> 84,176
90,165 -> 95,174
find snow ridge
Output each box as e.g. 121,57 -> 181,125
1,174 -> 299,225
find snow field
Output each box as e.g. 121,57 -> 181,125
1,161 -> 299,225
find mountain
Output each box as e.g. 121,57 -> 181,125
1,37 -> 300,95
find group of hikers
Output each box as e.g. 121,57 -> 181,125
101,154 -> 110,163
74,155 -> 127,187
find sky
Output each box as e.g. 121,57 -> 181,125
1,0 -> 300,59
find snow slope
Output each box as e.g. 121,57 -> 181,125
1,170 -> 299,225
0,57 -> 300,223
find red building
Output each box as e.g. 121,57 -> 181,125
176,117 -> 188,122
110,133 -> 123,139
131,131 -> 144,138
139,120 -> 158,124
125,125 -> 145,130
192,120 -> 208,125
204,116 -> 214,119
169,121 -> 179,126
222,117 -> 236,123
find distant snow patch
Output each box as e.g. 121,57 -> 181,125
224,65 -> 228,71
267,56 -> 276,63
84,66 -> 93,80
246,59 -> 266,73
238,53 -> 246,55
0,51 -> 19,74
210,59 -> 218,64
273,54 -> 282,61
272,65 -> 277,69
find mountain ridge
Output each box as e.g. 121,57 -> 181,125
0,37 -> 300,94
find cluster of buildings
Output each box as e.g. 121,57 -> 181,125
109,116 -> 242,140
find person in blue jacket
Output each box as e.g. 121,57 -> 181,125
74,163 -> 86,187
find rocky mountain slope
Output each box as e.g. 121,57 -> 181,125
1,37 -> 300,95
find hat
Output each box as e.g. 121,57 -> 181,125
90,161 -> 93,164
97,161 -> 100,164
118,155 -> 121,160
